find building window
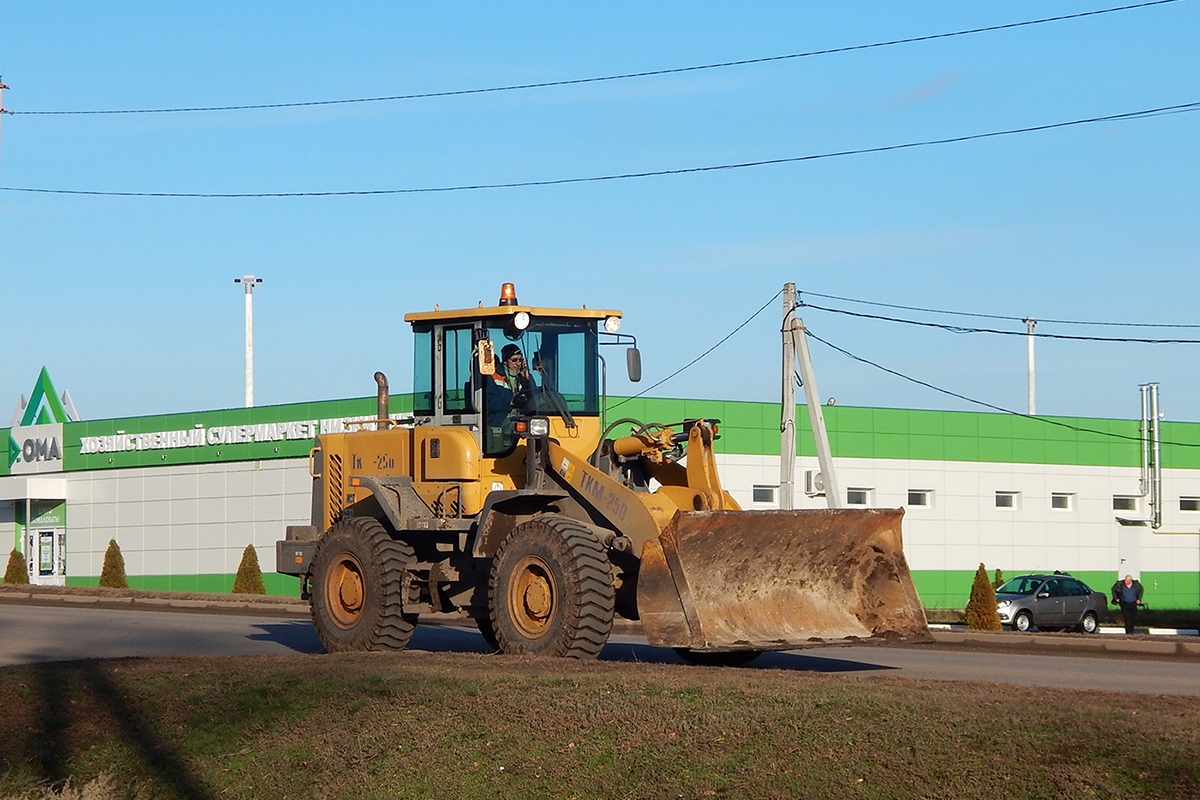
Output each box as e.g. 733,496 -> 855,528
752,485 -> 776,504
846,488 -> 872,506
1051,493 -> 1075,511
995,491 -> 1018,509
1112,495 -> 1138,512
907,490 -> 932,507
1180,497 -> 1200,512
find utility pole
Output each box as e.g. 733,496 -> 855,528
0,78 -> 10,168
780,285 -> 798,509
795,318 -> 842,509
234,275 -> 263,407
780,283 -> 841,509
1025,317 -> 1037,415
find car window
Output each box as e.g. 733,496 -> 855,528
1064,579 -> 1085,596
997,576 -> 1043,595
1044,579 -> 1064,596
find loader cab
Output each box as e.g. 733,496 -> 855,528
405,285 -> 617,458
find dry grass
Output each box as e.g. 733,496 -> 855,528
1,651 -> 1197,799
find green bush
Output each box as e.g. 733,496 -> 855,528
232,544 -> 267,595
992,568 -> 1005,590
965,563 -> 1002,631
98,539 -> 129,589
4,549 -> 28,585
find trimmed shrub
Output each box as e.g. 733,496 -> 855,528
965,563 -> 1002,631
4,549 -> 29,584
99,539 -> 129,589
992,568 -> 1005,590
232,544 -> 267,595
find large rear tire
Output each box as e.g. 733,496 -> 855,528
310,517 -> 418,653
489,516 -> 614,658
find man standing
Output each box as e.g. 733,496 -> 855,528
1110,574 -> 1144,635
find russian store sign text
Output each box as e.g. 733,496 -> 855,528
78,416 -> 383,456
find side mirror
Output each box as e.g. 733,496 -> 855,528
626,347 -> 642,383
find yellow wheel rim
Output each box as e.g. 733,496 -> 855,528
508,555 -> 557,638
325,553 -> 366,629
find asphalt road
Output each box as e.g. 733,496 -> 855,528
2,605 -> 1199,696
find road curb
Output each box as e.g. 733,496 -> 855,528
928,627 -> 1200,658
0,585 -> 310,618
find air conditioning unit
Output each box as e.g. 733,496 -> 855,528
804,469 -> 825,497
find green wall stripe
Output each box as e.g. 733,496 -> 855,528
606,397 -> 1200,469
912,570 -> 1198,611
67,572 -> 300,596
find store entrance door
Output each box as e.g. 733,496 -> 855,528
26,529 -> 66,586
1117,525 -> 1141,581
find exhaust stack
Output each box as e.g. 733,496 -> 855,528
374,371 -> 389,422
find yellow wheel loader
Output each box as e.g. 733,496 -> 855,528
277,284 -> 929,662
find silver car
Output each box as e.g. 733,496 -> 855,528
994,573 -> 1107,633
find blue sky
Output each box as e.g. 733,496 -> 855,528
1,2 -> 1197,424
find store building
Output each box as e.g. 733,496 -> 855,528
4,370 -> 1199,610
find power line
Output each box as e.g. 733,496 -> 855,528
800,290 -> 1200,329
3,100 -> 1197,198
798,301 -> 1200,343
802,327 -> 1200,448
4,1 -> 1180,117
609,289 -> 783,409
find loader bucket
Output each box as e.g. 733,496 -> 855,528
636,508 -> 931,651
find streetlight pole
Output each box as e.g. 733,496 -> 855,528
234,275 -> 262,407
1024,317 -> 1037,415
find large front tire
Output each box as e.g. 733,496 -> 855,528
310,517 -> 418,653
489,516 -> 615,658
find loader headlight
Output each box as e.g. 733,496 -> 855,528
512,311 -> 531,331
603,315 -> 621,333
527,417 -> 550,437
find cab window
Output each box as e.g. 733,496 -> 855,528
488,320 -> 599,414
443,326 -> 475,414
413,327 -> 433,416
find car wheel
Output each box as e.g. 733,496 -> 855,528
1013,610 -> 1034,633
1079,611 -> 1099,634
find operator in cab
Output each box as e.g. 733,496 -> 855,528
485,343 -> 537,454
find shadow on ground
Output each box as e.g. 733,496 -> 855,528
382,622 -> 899,673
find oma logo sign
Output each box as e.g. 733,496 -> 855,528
8,425 -> 65,474
23,435 -> 62,462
